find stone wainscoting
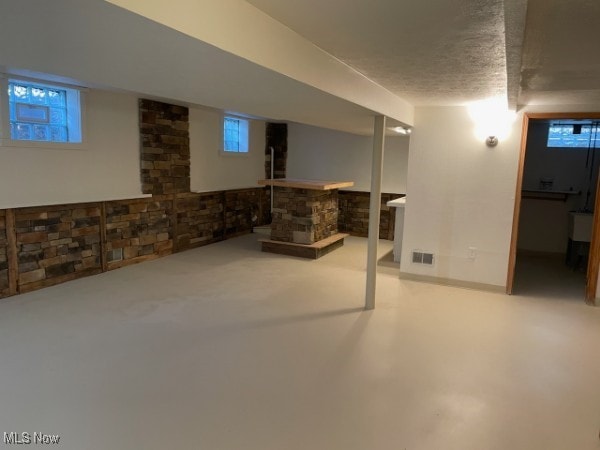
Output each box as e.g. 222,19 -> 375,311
175,192 -> 224,251
0,210 -> 10,297
105,197 -> 175,270
0,188 -> 268,299
265,123 -> 287,180
15,204 -> 104,293
0,188 -> 400,299
264,123 -> 287,223
338,191 -> 404,240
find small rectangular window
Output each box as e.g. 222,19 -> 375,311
5,78 -> 82,144
223,116 -> 249,153
547,120 -> 600,149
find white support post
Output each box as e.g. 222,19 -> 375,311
270,146 -> 275,213
365,115 -> 386,310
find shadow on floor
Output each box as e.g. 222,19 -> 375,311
513,253 -> 586,302
378,249 -> 398,268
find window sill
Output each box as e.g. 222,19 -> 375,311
0,138 -> 87,151
219,150 -> 250,157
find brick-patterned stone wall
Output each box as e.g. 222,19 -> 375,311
105,197 -> 174,269
264,123 -> 288,223
176,188 -> 268,251
338,191 -> 404,240
271,187 -> 338,244
14,205 -> 103,293
265,123 -> 287,179
0,211 -> 9,297
225,188 -> 266,237
0,188 -> 272,299
140,100 -> 190,195
256,188 -> 271,226
175,192 -> 224,251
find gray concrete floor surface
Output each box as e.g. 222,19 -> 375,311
0,235 -> 599,450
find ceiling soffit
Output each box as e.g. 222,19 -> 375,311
519,0 -> 600,107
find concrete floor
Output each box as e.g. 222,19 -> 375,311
513,253 -> 587,301
0,235 -> 599,450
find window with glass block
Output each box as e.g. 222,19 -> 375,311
223,116 -> 249,153
547,120 -> 600,149
7,79 -> 82,144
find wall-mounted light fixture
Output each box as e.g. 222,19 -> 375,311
486,136 -> 499,147
468,97 -> 516,147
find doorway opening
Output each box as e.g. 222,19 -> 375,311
507,113 -> 600,304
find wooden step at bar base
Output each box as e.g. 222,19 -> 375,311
260,233 -> 349,259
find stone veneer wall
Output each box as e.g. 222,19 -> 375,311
265,123 -> 287,180
0,188 -> 266,300
140,99 -> 190,195
264,123 -> 288,223
0,210 -> 9,297
338,191 -> 404,240
225,189 -> 267,237
105,197 -> 174,270
14,204 -> 103,293
271,187 -> 338,244
175,189 -> 269,251
176,192 -> 225,251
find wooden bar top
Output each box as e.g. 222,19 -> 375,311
258,178 -> 354,190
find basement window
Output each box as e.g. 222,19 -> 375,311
1,76 -> 84,147
547,121 -> 600,148
222,116 -> 249,154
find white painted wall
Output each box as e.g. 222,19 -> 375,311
286,122 -> 409,193
401,106 -> 522,287
0,90 -> 266,209
402,104 -> 600,298
189,108 -> 265,192
0,90 -> 143,208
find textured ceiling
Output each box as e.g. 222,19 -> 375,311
245,0 -> 510,106
247,0 -> 600,110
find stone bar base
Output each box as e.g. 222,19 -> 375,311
271,187 -> 338,244
258,179 -> 353,258
260,233 -> 348,259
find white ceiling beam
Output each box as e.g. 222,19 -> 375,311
105,0 -> 414,126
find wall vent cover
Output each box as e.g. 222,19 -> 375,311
412,251 -> 423,263
422,253 -> 434,265
412,251 -> 434,265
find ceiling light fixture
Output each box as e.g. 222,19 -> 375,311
392,126 -> 412,135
